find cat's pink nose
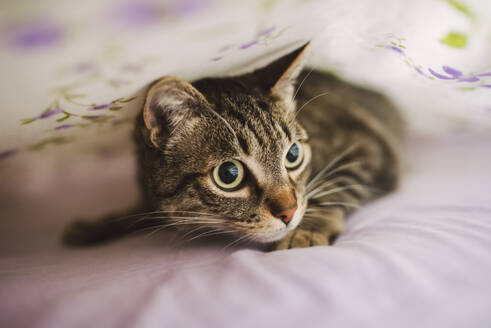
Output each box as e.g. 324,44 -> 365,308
267,189 -> 297,225
273,205 -> 297,225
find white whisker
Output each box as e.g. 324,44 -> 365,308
181,225 -> 211,238
302,214 -> 329,221
221,234 -> 250,251
291,68 -> 314,104
309,184 -> 366,200
307,143 -> 360,189
144,225 -> 170,239
306,160 -> 365,199
294,91 -> 330,118
309,201 -> 361,209
142,220 -> 221,239
128,215 -> 224,228
186,228 -> 232,242
319,161 -> 363,182
306,177 -> 344,199
115,210 -> 217,222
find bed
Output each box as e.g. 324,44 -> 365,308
1,132 -> 490,327
1,0 -> 491,327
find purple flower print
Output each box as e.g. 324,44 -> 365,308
7,21 -> 63,50
415,67 -> 425,76
257,26 -> 276,37
429,68 -> 456,80
429,66 -> 489,84
91,104 -> 111,110
82,114 -> 117,123
382,41 -> 490,88
212,25 -> 276,61
21,107 -> 63,125
218,44 -> 233,53
239,40 -> 258,50
89,104 -> 120,111
386,45 -> 404,55
210,44 -> 234,61
0,148 -> 20,161
112,0 -> 211,28
458,76 -> 480,82
442,66 -> 463,78
89,100 -> 126,111
174,0 -> 211,16
39,107 -> 63,118
54,124 -> 73,130
429,66 -> 476,82
115,1 -> 163,28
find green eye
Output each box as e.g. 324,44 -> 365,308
285,142 -> 304,170
212,160 -> 245,191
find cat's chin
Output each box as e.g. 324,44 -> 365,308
251,222 -> 300,243
251,230 -> 290,244
251,201 -> 306,243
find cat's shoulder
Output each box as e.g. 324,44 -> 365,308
298,69 -> 404,139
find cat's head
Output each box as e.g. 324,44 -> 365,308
137,44 -> 311,243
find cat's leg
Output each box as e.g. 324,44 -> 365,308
273,137 -> 400,250
61,204 -> 153,247
272,161 -> 378,250
273,207 -> 345,250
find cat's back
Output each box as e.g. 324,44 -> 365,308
296,70 -> 404,188
296,70 -> 404,142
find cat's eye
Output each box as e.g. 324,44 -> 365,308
212,160 -> 245,191
285,142 -> 304,170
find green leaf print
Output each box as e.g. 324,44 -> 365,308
440,32 -> 467,48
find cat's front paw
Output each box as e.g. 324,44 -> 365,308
272,228 -> 332,250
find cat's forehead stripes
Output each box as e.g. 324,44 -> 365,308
218,97 -> 294,159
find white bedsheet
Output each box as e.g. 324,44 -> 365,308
1,131 -> 490,328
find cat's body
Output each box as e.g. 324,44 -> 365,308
296,70 -> 402,194
63,44 -> 403,250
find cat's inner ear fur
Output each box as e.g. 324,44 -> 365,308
254,42 -> 309,107
143,77 -> 209,149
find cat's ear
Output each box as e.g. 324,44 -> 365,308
142,77 -> 209,149
254,42 -> 309,100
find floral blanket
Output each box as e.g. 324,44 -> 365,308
0,0 -> 490,177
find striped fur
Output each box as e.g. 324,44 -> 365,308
62,46 -> 403,249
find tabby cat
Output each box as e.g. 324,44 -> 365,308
62,43 -> 403,250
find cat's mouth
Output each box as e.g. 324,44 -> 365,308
249,197 -> 307,243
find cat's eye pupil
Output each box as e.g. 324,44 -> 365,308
285,142 -> 304,170
212,159 -> 244,190
218,161 -> 239,184
286,143 -> 299,162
